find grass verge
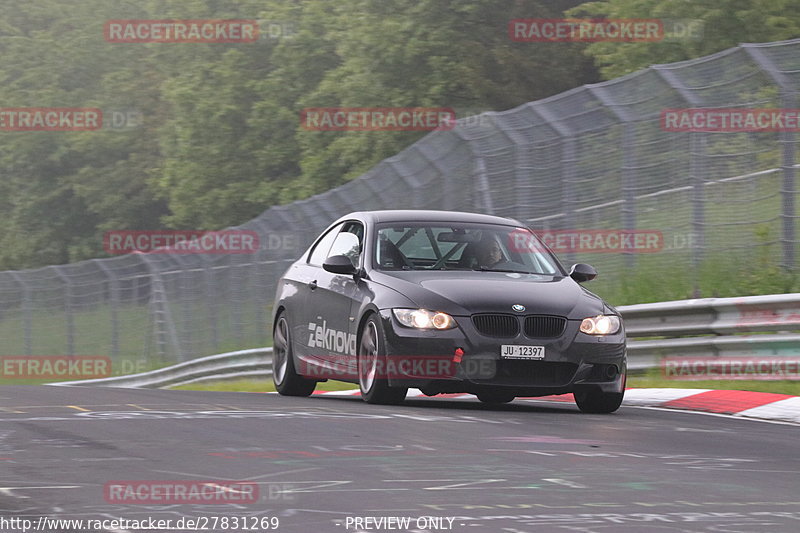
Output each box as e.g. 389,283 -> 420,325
627,375 -> 800,395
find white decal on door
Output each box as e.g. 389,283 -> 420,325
308,320 -> 356,355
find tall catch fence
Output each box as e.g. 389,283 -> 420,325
0,39 -> 798,369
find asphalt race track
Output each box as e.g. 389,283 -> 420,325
0,385 -> 799,533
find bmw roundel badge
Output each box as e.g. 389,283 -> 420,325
512,304 -> 526,312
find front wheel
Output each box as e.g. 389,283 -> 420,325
358,315 -> 407,405
272,313 -> 316,397
574,373 -> 625,414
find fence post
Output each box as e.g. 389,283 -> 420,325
9,273 -> 32,355
690,132 -> 707,297
781,91 -> 797,270
561,137 -> 577,232
529,104 -> 577,263
93,259 -> 119,358
742,44 -> 797,270
50,266 -> 74,356
586,85 -> 639,269
475,157 -> 495,214
651,66 -> 707,297
444,128 -> 480,212
138,254 -> 184,362
203,256 -> 220,353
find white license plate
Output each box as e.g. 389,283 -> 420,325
501,345 -> 545,359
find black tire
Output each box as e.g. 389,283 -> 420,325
574,373 -> 625,414
476,391 -> 515,404
272,313 -> 316,397
358,315 -> 407,405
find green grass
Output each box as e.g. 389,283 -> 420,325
0,298 -> 276,374
628,370 -> 800,396
0,304 -> 152,359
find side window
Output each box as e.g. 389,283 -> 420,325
327,222 -> 363,266
308,223 -> 343,266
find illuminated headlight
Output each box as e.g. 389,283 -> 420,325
393,309 -> 456,330
580,315 -> 621,335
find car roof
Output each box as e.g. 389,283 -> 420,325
334,210 -> 524,227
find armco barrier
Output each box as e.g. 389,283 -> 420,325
51,293 -> 799,387
622,293 -> 800,370
51,347 -> 273,388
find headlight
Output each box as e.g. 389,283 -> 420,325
580,315 -> 621,335
392,309 -> 457,330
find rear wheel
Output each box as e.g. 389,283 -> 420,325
358,315 -> 407,405
574,373 -> 625,414
272,313 -> 316,396
476,391 -> 515,404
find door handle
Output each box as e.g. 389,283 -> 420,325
309,280 -> 318,290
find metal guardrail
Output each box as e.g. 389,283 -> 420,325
50,293 -> 800,387
621,293 -> 800,370
51,348 -> 273,388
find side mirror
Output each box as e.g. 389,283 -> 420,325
569,263 -> 597,282
323,255 -> 357,275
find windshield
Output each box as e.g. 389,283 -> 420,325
374,223 -> 562,275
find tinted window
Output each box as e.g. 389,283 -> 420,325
375,223 -> 561,274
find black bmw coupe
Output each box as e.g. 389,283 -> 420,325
272,210 -> 626,413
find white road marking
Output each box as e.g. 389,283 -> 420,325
630,405 -> 800,426
0,485 -> 81,500
246,467 -> 321,480
543,478 -> 588,489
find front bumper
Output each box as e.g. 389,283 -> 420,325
378,309 -> 626,397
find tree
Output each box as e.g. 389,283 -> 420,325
0,0 -> 167,268
568,0 -> 800,79
288,0 -> 598,198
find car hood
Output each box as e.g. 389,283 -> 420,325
370,270 -> 607,319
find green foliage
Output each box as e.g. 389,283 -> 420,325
0,0 -> 797,313
568,0 -> 800,79
0,0 -> 166,268
0,0 -> 598,264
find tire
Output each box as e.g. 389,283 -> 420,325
272,313 -> 316,397
476,391 -> 515,404
358,315 -> 407,405
574,373 -> 626,414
